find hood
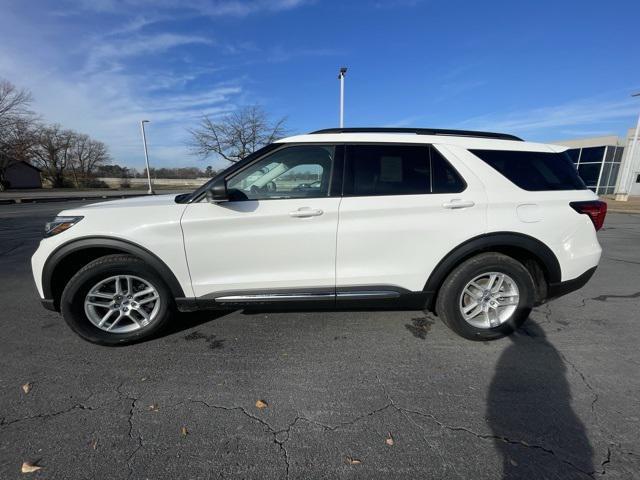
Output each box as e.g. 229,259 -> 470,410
81,193 -> 181,210
55,193 -> 188,218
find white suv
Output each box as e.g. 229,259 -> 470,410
31,128 -> 606,345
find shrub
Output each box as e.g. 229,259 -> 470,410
80,178 -> 109,188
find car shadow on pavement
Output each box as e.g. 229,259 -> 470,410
486,321 -> 594,479
159,309 -> 234,338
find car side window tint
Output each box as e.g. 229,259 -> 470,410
343,144 -> 466,196
344,145 -> 430,196
226,145 -> 334,200
430,147 -> 466,193
470,149 -> 587,191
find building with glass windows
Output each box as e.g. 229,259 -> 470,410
552,135 -> 626,194
621,127 -> 640,197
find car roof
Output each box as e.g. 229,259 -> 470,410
276,132 -> 564,153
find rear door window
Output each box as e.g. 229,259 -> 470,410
343,144 -> 465,196
343,144 -> 430,196
469,149 -> 587,191
431,147 -> 466,193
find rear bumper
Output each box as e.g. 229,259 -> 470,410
547,267 -> 597,300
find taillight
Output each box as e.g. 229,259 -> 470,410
570,200 -> 607,231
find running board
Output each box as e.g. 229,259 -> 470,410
336,291 -> 401,300
214,290 -> 400,304
176,288 -> 429,312
215,293 -> 334,303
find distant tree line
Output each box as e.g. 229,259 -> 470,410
0,79 -> 110,190
95,165 -> 215,179
1,77 -> 289,191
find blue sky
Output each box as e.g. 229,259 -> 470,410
0,0 -> 639,169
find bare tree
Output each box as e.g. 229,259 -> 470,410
0,79 -> 33,129
0,79 -> 36,190
189,105 -> 287,163
0,79 -> 112,190
31,125 -> 76,187
68,133 -> 110,186
0,119 -> 38,190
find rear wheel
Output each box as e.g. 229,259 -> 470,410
60,254 -> 173,345
435,252 -> 535,340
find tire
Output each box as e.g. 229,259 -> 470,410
434,252 -> 535,341
60,254 -> 173,346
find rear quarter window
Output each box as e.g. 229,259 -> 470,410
469,149 -> 587,191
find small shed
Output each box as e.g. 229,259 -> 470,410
5,161 -> 42,189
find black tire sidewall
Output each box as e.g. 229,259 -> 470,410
60,257 -> 172,346
436,253 -> 535,341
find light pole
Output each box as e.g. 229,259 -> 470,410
140,120 -> 154,195
338,67 -> 347,128
616,92 -> 640,201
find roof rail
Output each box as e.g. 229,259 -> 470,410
309,127 -> 523,142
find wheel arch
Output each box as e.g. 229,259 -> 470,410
423,232 -> 561,310
42,237 -> 185,311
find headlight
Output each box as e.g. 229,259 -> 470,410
44,216 -> 84,237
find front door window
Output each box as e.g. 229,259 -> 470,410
227,145 -> 334,200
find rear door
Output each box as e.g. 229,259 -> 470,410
335,143 -> 487,294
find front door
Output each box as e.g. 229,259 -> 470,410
181,144 -> 340,301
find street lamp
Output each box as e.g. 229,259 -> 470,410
140,120 -> 154,195
615,93 -> 640,201
338,67 -> 347,128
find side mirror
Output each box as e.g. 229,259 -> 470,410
206,177 -> 228,202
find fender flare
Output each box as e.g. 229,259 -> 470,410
42,236 -> 185,300
423,232 -> 561,294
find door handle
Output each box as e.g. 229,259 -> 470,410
289,207 -> 324,218
442,199 -> 475,209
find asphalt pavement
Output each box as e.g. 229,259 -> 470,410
0,200 -> 639,479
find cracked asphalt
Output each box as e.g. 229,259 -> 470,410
1,201 -> 639,479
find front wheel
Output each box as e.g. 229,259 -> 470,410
60,254 -> 173,345
435,253 -> 535,340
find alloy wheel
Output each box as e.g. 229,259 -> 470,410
458,272 -> 520,329
84,275 -> 161,334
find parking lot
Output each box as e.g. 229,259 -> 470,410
0,200 -> 638,479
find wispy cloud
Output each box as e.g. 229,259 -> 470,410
0,24 -> 240,168
458,95 -> 640,138
265,45 -> 339,63
62,0 -> 312,17
191,0 -> 314,17
103,15 -> 168,36
553,129 -> 617,138
148,86 -> 242,112
0,0 -> 319,168
374,0 -> 424,8
85,33 -> 214,73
